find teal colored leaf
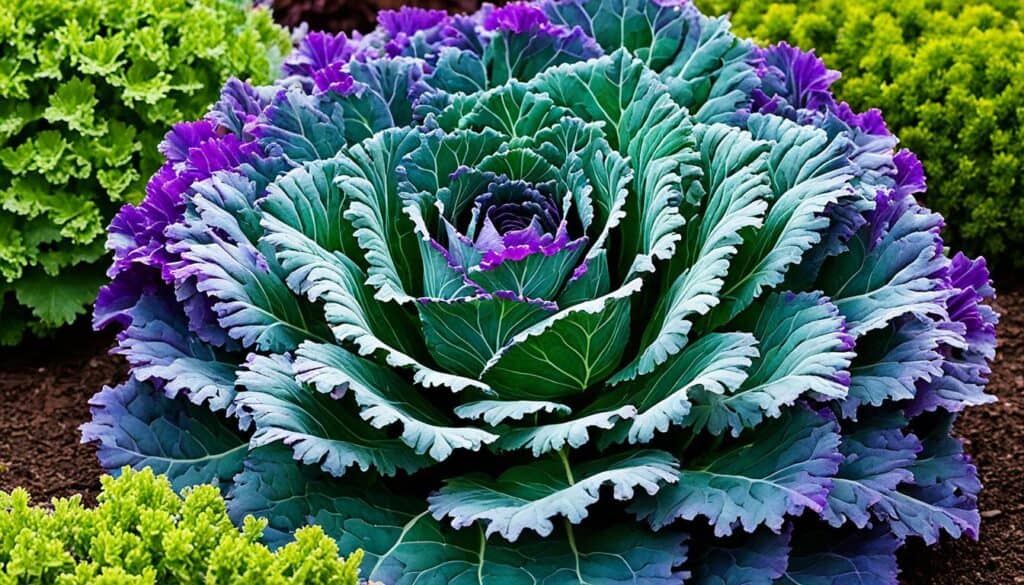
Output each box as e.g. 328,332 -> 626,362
429,450 -> 678,541
419,294 -> 555,378
591,333 -> 757,447
468,241 -> 587,300
843,316 -> 953,418
338,128 -> 424,303
531,50 -> 700,277
115,294 -> 240,419
260,158 -> 363,264
632,407 -> 841,536
684,292 -> 854,437
294,342 -> 498,461
461,82 -> 569,141
318,509 -> 689,585
399,127 -> 506,219
81,378 -> 247,494
171,173 -> 330,352
454,400 -> 572,426
235,353 -> 430,478
226,445 -> 425,550
255,87 -> 347,165
263,222 -> 489,394
779,528 -> 900,585
613,123 -> 770,382
402,193 -> 481,300
497,405 -> 637,456
658,10 -> 759,123
691,528 -> 791,585
483,21 -> 602,87
823,413 -> 920,529
819,198 -> 950,337
427,47 -> 487,94
481,279 -> 642,399
707,115 -> 856,327
558,249 -> 611,307
235,448 -> 688,583
347,57 -> 423,133
541,0 -> 691,71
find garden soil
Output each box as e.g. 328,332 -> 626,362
1,291 -> 1021,582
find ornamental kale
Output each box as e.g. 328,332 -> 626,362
0,0 -> 291,345
82,2 -> 998,583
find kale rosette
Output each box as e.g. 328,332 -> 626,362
83,2 -> 997,583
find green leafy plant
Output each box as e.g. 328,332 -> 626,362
0,0 -> 291,344
697,0 -> 1024,271
83,2 -> 996,582
0,467 -> 362,584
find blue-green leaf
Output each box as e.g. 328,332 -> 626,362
454,400 -> 573,426
294,342 -> 498,461
481,279 -> 642,399
593,333 -> 757,447
613,123 -> 770,382
706,115 -> 855,326
81,378 -> 247,494
338,128 -> 424,303
684,292 -> 854,437
531,50 -> 700,277
632,407 -> 841,536
235,353 -> 430,477
429,450 -> 678,541
419,294 -> 556,378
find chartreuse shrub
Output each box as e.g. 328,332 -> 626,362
81,1 -> 997,583
697,0 -> 1024,269
0,467 -> 361,584
0,0 -> 291,345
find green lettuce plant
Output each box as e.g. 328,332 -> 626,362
697,0 -> 1024,270
0,0 -> 291,344
0,467 -> 362,584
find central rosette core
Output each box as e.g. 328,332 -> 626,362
460,177 -> 572,271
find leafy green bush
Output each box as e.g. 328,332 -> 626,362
698,0 -> 1024,270
0,0 -> 291,344
0,467 -> 362,584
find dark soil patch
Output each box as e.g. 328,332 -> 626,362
0,323 -> 122,506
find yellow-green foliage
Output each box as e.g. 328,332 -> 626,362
0,468 -> 362,584
699,0 -> 1024,270
0,0 -> 292,344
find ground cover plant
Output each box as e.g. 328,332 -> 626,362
697,0 -> 1024,270
0,0 -> 291,345
82,1 -> 998,582
0,467 -> 361,583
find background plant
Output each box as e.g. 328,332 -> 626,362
82,1 -> 997,583
0,467 -> 361,584
0,0 -> 291,344
697,0 -> 1024,273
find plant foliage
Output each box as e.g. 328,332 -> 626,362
697,0 -> 1024,269
0,467 -> 361,584
0,0 -> 291,344
84,1 -> 998,583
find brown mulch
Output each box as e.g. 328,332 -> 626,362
0,325 -> 122,506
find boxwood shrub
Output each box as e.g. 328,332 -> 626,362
698,0 -> 1024,271
0,0 -> 291,344
0,467 -> 362,584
